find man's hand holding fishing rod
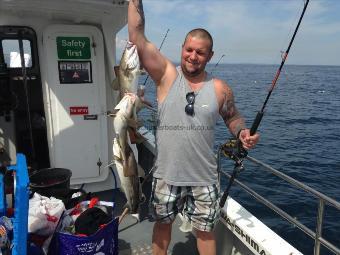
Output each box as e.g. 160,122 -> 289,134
238,128 -> 260,150
128,1 -> 259,254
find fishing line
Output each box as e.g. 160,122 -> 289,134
277,1 -> 304,63
219,0 -> 310,207
274,1 -> 306,85
110,167 -> 118,202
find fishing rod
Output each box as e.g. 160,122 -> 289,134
210,54 -> 225,75
219,0 -> 310,207
142,28 -> 170,86
18,32 -> 37,168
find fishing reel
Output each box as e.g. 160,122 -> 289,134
218,138 -> 248,207
219,138 -> 248,171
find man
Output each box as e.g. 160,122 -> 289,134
128,1 -> 260,255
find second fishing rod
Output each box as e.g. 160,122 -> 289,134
142,28 -> 170,87
219,0 -> 310,207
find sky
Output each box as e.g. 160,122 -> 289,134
117,0 -> 340,66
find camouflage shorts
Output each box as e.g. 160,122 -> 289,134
149,178 -> 220,232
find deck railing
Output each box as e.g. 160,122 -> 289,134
220,155 -> 340,255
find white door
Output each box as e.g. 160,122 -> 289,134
43,25 -> 108,184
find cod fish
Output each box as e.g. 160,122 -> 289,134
111,42 -> 153,222
111,94 -> 144,222
112,41 -> 153,112
112,41 -> 140,99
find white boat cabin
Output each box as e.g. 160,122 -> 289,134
0,0 -> 128,191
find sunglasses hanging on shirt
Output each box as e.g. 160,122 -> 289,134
185,92 -> 196,116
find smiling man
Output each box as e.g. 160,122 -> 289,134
181,30 -> 213,77
128,1 -> 259,254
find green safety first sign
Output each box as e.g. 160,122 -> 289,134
57,37 -> 91,59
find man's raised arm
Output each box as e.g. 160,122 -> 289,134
128,0 -> 174,87
128,0 -> 145,43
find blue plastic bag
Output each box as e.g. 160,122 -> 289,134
49,201 -> 118,255
56,218 -> 118,255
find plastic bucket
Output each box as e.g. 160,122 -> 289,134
29,168 -> 72,197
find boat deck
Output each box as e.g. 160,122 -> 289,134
95,178 -> 199,255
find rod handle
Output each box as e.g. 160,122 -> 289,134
250,111 -> 264,135
220,191 -> 229,207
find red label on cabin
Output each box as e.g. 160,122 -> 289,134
69,106 -> 89,115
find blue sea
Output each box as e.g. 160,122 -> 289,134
139,64 -> 340,255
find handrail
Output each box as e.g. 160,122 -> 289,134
246,156 -> 340,210
220,156 -> 340,255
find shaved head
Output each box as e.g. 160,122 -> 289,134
184,28 -> 213,52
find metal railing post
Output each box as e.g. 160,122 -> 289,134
314,199 -> 325,255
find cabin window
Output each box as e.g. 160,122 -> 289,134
1,39 -> 32,68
